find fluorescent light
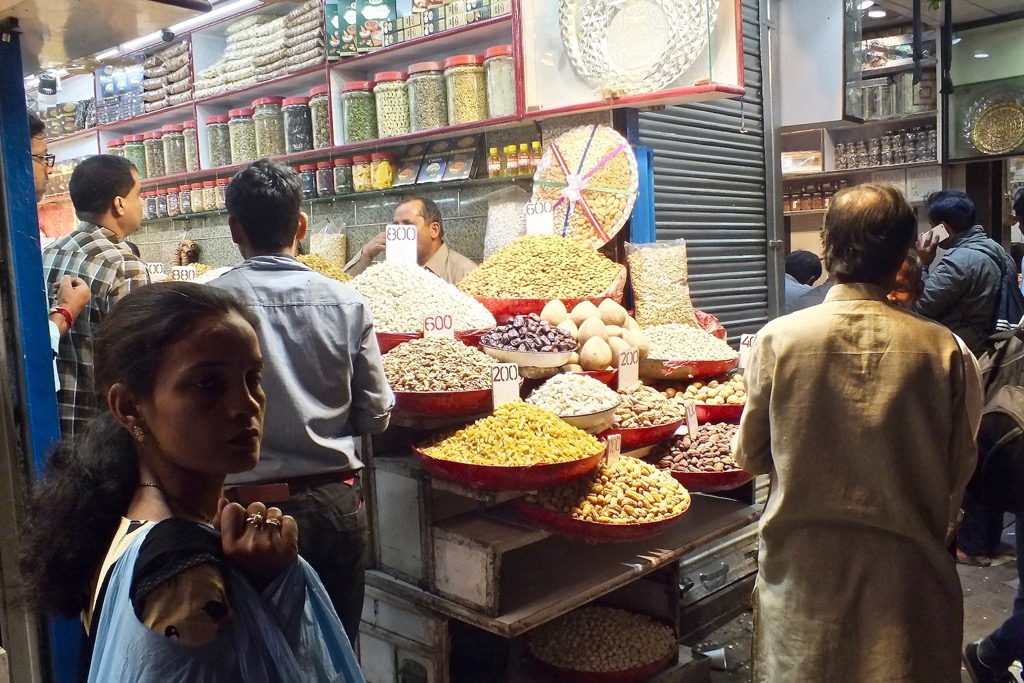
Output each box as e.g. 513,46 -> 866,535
952,36 -> 962,45
858,0 -> 874,8
167,0 -> 261,34
974,51 -> 990,58
95,48 -> 120,60
119,32 -> 163,54
867,8 -> 887,17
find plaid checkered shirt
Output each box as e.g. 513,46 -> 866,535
42,222 -> 150,439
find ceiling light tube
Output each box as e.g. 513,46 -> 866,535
119,32 -> 164,54
858,0 -> 874,8
867,9 -> 887,18
167,0 -> 260,34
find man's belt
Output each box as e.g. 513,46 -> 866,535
225,470 -> 360,506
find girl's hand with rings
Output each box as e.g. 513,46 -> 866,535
213,498 -> 299,589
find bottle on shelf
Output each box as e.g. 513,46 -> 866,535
531,141 -> 542,171
504,145 -> 518,176
518,143 -> 531,176
487,147 -> 501,178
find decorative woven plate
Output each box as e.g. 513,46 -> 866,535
560,0 -> 720,96
531,125 -> 639,249
971,101 -> 1024,155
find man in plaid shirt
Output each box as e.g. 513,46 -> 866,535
43,155 -> 149,438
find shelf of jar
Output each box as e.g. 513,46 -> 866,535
784,111 -> 938,136
861,58 -> 938,79
782,160 -> 940,181
329,15 -> 513,75
140,113 -> 529,190
143,175 -> 534,223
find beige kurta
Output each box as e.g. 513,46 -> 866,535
735,284 -> 980,683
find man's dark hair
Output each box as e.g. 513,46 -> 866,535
785,250 -> 822,285
927,189 -> 976,233
822,183 -> 917,285
1013,188 -> 1024,220
28,111 -> 45,138
69,155 -> 138,216
400,196 -> 444,238
225,159 -> 302,251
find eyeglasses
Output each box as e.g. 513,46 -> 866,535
31,153 -> 56,168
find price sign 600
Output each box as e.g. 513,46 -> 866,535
525,200 -> 554,235
385,223 -> 418,265
423,313 -> 454,338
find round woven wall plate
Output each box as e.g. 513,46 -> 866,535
971,101 -> 1024,155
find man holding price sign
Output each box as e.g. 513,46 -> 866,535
345,197 -> 478,285
212,161 -> 394,645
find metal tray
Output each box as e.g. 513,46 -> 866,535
392,388 -> 493,418
667,469 -> 754,494
693,403 -> 744,424
639,357 -> 739,382
412,445 -> 604,491
527,642 -> 677,683
376,327 -> 491,354
510,497 -> 689,543
601,417 -> 686,450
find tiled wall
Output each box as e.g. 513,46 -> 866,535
132,113 -> 612,270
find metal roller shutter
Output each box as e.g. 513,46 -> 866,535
638,0 -> 774,340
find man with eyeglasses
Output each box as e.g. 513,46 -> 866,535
42,150 -> 150,438
27,112 -> 92,392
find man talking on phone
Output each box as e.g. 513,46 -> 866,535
915,189 -> 1015,356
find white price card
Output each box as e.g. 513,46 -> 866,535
169,265 -> 197,282
604,433 -> 622,466
491,363 -> 521,409
524,200 -> 554,236
617,347 -> 640,390
738,334 -> 755,371
146,262 -> 165,277
423,313 -> 455,338
685,401 -> 699,439
385,223 -> 418,265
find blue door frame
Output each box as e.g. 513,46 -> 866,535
0,21 -> 82,683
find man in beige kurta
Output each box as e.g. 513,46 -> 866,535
736,184 -> 981,683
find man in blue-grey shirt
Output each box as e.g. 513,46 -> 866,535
212,159 -> 394,645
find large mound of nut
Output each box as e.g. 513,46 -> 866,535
528,456 -> 690,524
383,337 -> 495,392
628,241 -> 699,327
645,324 -> 739,362
528,606 -> 676,674
352,261 -> 495,333
664,374 -> 746,406
481,314 -> 577,353
297,253 -> 352,283
526,373 -> 620,417
457,235 -> 622,299
615,383 -> 684,428
541,298 -> 651,373
420,400 -> 602,466
654,423 -> 741,473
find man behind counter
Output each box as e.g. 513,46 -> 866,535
344,196 -> 477,285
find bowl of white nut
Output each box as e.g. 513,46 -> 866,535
526,374 -> 621,434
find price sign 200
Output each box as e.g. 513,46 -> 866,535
491,363 -> 520,409
385,223 -> 418,265
617,347 -> 640,390
423,313 -> 454,338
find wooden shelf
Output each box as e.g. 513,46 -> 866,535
783,160 -> 940,182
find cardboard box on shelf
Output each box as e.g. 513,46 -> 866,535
357,0 -> 397,52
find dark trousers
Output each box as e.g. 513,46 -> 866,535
957,506 -> 1007,556
278,479 -> 368,647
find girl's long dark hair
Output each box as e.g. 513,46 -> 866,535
19,282 -> 256,616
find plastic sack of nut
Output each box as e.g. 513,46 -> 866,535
252,46 -> 285,67
286,37 -> 323,58
310,222 -> 348,265
531,124 -> 639,250
484,186 -> 529,258
225,14 -> 272,36
286,16 -> 322,39
143,64 -> 167,79
165,77 -> 192,95
286,0 -> 320,21
286,50 -> 324,70
165,64 -> 191,84
156,41 -> 188,61
142,88 -> 166,103
144,99 -> 168,113
142,77 -> 164,91
626,239 -> 698,328
161,51 -> 189,73
167,91 -> 193,106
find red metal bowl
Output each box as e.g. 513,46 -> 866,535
600,417 -> 686,450
392,389 -> 493,418
667,468 -> 754,493
509,498 -> 689,543
639,357 -> 739,381
376,328 -> 493,354
581,368 -> 617,387
472,267 -> 628,322
412,445 -> 604,491
694,403 -> 744,423
526,643 -> 677,683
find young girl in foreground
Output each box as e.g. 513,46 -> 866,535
21,282 -> 363,682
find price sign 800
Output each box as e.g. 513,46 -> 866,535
385,223 -> 418,265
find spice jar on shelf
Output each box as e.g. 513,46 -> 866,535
352,155 -> 372,193
253,97 -> 286,158
144,192 -> 157,220
316,161 -> 334,197
183,120 -> 199,172
308,85 -> 331,149
166,187 -> 180,217
143,131 -> 166,178
811,186 -> 824,210
340,81 -> 378,143
202,181 -> 216,211
215,179 -> 228,210
190,183 -> 205,213
123,135 -> 147,178
179,184 -> 192,214
162,124 -> 187,176
155,189 -> 168,219
484,45 -> 515,118
282,96 -> 313,154
444,55 -> 487,125
206,115 -> 232,168
106,138 -> 124,157
834,143 -> 847,170
229,108 -> 257,164
298,164 -> 317,199
333,157 -> 353,194
407,61 -> 447,132
374,72 -> 411,139
370,152 -> 396,190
